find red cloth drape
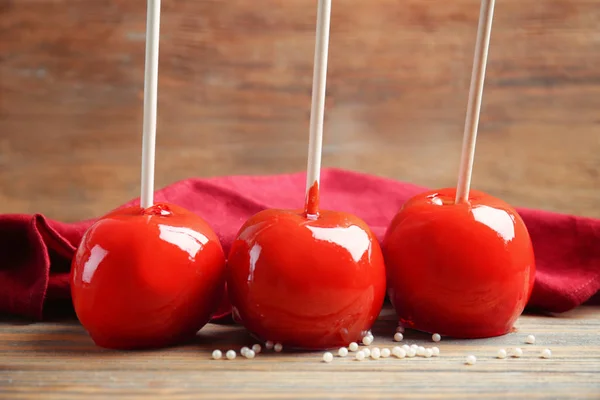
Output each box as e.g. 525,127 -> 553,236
1,169 -> 598,321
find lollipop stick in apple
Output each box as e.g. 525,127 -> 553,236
226,0 -> 387,350
455,0 -> 496,204
304,0 -> 331,218
70,0 -> 226,350
383,0 -> 536,339
139,0 -> 161,209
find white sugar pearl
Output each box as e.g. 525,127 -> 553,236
226,350 -> 236,360
432,333 -> 441,342
363,348 -> 371,357
396,326 -> 405,333
407,349 -> 416,358
512,348 -> 523,358
424,348 -> 433,358
323,352 -> 334,363
417,346 -> 425,356
370,348 -> 381,359
541,349 -> 552,359
338,347 -> 349,357
245,350 -> 255,359
212,350 -> 222,360
362,335 -> 373,346
274,343 -> 283,352
355,351 -> 366,361
497,349 -> 507,359
349,342 -> 359,352
526,335 -> 536,344
241,346 -> 250,356
465,355 -> 477,365
402,344 -> 410,352
432,347 -> 440,356
252,344 -> 262,354
393,332 -> 404,342
393,347 -> 406,359
381,348 -> 391,358
265,340 -> 274,350
410,344 -> 418,350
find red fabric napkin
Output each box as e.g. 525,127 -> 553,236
1,168 -> 599,321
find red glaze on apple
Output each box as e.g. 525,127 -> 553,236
305,181 -> 320,216
71,203 -> 226,349
383,188 -> 535,338
227,209 -> 387,349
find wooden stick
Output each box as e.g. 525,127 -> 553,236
455,0 -> 496,204
140,0 -> 162,209
304,0 -> 332,217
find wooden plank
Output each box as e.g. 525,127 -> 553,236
1,0 -> 599,221
1,306 -> 599,399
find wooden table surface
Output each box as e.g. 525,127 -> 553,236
1,305 -> 599,399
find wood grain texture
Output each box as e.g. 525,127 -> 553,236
0,305 -> 599,399
1,0 -> 599,222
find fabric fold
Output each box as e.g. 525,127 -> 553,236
0,168 -> 598,321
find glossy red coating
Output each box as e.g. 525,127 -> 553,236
227,209 -> 387,350
383,188 -> 535,338
71,203 -> 226,350
304,181 -> 320,216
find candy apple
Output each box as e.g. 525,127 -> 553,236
382,188 -> 535,338
71,203 -> 226,349
226,208 -> 387,350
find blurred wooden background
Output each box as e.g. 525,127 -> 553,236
1,0 -> 599,222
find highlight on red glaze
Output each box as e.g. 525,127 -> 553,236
71,203 -> 226,350
382,188 -> 535,338
227,209 -> 387,350
304,180 -> 320,217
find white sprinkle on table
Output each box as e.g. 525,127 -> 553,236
526,335 -> 536,344
512,348 -> 523,358
541,349 -> 552,359
370,348 -> 381,359
393,347 -> 406,359
465,355 -> 477,365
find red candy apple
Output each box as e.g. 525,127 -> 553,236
71,203 -> 226,349
383,188 -> 535,338
226,208 -> 387,350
